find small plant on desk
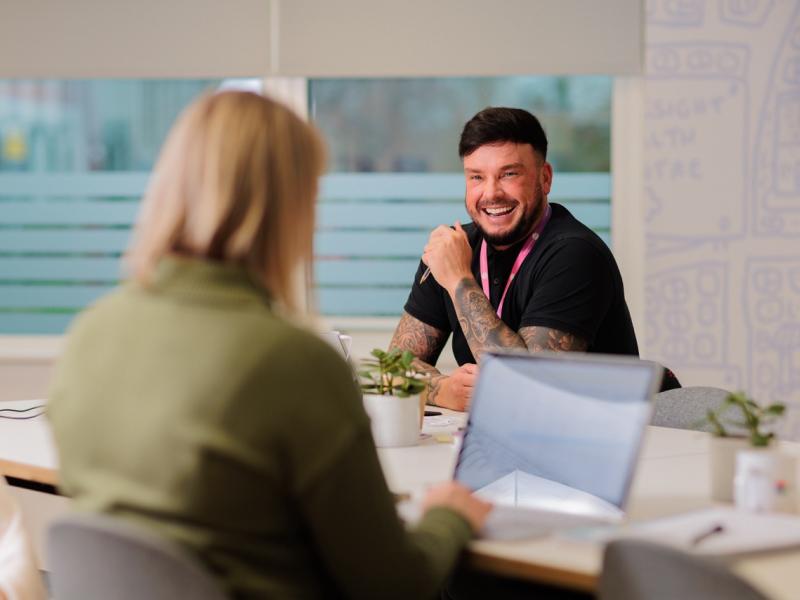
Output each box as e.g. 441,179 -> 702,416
703,391 -> 788,504
358,348 -> 428,397
357,349 -> 429,448
703,391 -> 786,447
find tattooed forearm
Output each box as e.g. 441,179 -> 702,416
390,312 -> 449,406
452,277 -> 526,361
389,312 -> 447,366
519,326 -> 588,352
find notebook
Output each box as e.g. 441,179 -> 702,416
454,351 -> 663,540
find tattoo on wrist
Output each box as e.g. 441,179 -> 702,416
426,374 -> 445,406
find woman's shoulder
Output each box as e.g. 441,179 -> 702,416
249,319 -> 351,378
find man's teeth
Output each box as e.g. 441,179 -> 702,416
485,206 -> 514,216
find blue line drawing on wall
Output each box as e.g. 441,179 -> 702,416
645,43 -> 750,253
720,0 -> 775,28
647,0 -> 706,27
752,2 -> 800,237
773,92 -> 800,197
744,257 -> 800,434
646,261 -> 740,388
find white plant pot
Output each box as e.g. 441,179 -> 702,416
710,436 -> 750,502
362,393 -> 421,448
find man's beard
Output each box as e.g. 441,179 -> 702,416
473,190 -> 546,248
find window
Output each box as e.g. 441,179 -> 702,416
0,80 -> 227,333
0,77 -> 611,333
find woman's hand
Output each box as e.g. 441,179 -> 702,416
422,482 -> 492,533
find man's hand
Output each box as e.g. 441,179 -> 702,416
427,363 -> 478,412
422,222 -> 473,294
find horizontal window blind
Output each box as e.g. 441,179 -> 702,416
0,172 -> 610,332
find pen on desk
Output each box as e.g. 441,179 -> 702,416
420,267 -> 431,284
690,523 -> 725,546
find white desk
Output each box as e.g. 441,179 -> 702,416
0,399 -> 58,487
378,411 -> 800,598
3,401 -> 800,597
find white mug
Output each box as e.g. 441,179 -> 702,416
334,331 -> 352,360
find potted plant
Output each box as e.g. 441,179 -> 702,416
358,348 -> 429,448
703,392 -> 788,505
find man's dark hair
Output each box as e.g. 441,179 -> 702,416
458,107 -> 548,160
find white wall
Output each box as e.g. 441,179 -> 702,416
0,0 -> 643,78
642,0 -> 800,433
0,337 -> 61,402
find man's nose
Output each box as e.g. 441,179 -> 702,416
483,177 -> 504,200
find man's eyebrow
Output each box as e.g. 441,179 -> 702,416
464,162 -> 525,173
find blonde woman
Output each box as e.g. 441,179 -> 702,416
48,92 -> 490,599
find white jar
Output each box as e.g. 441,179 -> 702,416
733,449 -> 796,513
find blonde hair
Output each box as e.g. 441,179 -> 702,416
127,91 -> 325,314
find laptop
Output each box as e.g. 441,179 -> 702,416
455,351 -> 663,540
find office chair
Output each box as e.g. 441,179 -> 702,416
47,512 -> 227,600
650,386 -> 730,431
599,539 -> 768,600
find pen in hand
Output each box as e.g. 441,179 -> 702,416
690,523 -> 725,547
420,221 -> 461,284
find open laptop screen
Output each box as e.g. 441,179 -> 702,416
454,353 -> 661,515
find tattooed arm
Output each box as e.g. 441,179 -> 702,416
389,312 -> 447,372
389,312 -> 475,411
452,277 -> 588,362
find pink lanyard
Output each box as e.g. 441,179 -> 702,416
480,205 -> 551,318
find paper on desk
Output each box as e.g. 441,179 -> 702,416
589,507 -> 800,556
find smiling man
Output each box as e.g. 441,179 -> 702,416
389,107 -> 639,411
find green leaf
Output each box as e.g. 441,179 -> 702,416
359,347 -> 429,397
706,409 -> 727,437
751,432 -> 774,447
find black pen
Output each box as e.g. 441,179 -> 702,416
690,523 -> 725,546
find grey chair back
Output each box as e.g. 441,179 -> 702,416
599,539 -> 768,600
650,386 -> 730,431
47,512 -> 227,600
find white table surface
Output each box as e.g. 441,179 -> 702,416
4,401 -> 800,597
0,399 -> 58,480
378,411 -> 800,598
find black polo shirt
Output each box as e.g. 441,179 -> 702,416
404,203 -> 639,365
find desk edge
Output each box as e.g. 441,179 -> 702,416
0,458 -> 58,488
467,549 -> 597,592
